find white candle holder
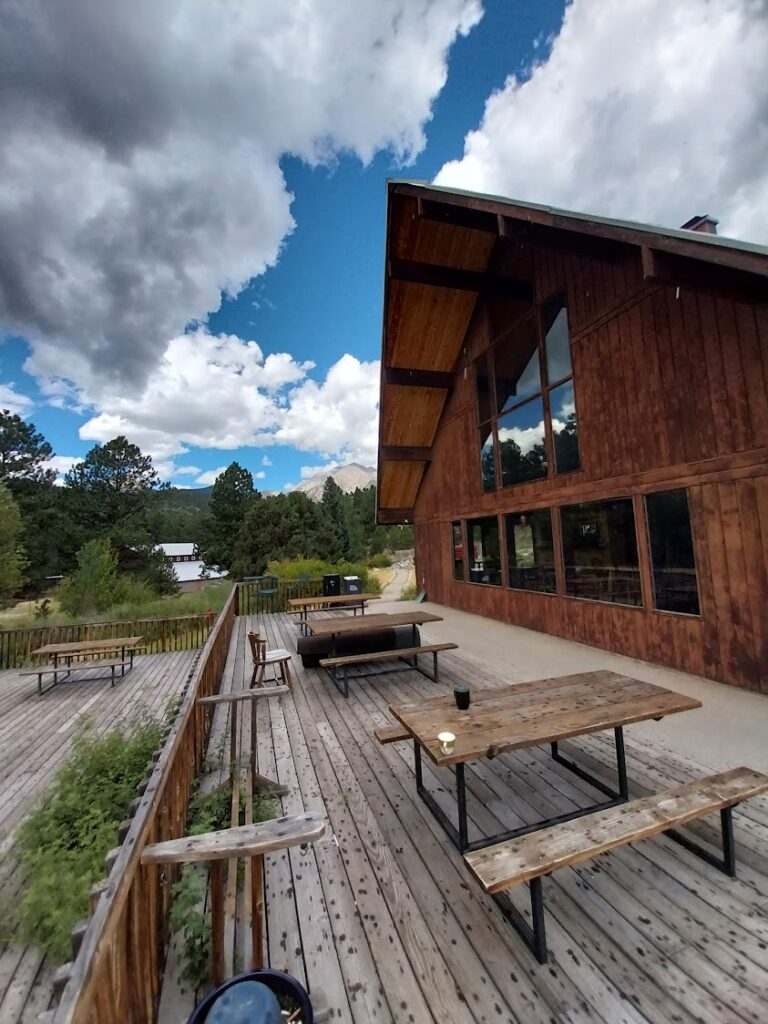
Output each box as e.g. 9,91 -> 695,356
438,731 -> 456,755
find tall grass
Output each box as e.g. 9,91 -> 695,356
0,581 -> 231,631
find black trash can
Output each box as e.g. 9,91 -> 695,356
322,573 -> 341,597
187,969 -> 313,1023
343,575 -> 362,595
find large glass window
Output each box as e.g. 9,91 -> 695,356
560,498 -> 642,606
505,509 -> 556,593
493,317 -> 540,413
498,397 -> 548,487
645,490 -> 700,615
467,516 -> 502,586
542,295 -> 580,474
451,521 -> 465,581
474,293 -> 580,492
479,423 -> 496,492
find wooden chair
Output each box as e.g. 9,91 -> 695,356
247,631 -> 292,689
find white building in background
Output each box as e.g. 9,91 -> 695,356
157,543 -> 226,592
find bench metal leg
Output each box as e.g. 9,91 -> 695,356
666,804 -> 738,877
495,877 -> 549,964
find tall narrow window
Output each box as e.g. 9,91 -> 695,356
475,353 -> 496,492
560,498 -> 641,606
451,521 -> 465,581
473,292 -> 580,492
505,509 -> 556,593
542,295 -> 580,475
645,490 -> 700,615
467,516 -> 502,586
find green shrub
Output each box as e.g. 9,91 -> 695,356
266,558 -> 381,594
367,553 -> 392,568
399,582 -> 419,601
170,769 -> 278,992
12,718 -> 162,960
57,538 -> 126,617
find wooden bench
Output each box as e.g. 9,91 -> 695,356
374,723 -> 411,745
20,658 -> 132,696
319,642 -> 458,697
464,766 -> 768,963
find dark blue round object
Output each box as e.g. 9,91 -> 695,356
187,969 -> 314,1024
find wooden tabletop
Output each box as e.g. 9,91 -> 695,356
390,670 -> 702,767
307,611 -> 443,638
288,593 -> 381,608
31,636 -> 144,657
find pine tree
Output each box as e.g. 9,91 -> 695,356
0,481 -> 27,604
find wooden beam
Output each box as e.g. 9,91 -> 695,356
377,507 -> 414,524
417,196 -> 498,233
383,366 -> 453,389
640,246 -> 768,302
389,257 -> 533,301
380,446 -> 432,462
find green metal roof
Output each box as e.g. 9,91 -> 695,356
388,179 -> 768,261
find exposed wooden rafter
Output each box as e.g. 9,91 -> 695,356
641,245 -> 768,303
383,366 -> 453,389
389,257 -> 533,301
377,507 -> 414,524
379,446 -> 432,462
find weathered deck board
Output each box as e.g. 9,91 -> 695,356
0,650 -> 198,1024
223,611 -> 768,1024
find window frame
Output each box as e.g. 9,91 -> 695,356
451,519 -> 466,582
644,488 -> 702,618
503,508 -> 558,595
465,514 -> 503,588
558,496 -> 644,609
473,292 -> 581,494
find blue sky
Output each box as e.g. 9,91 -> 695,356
1,0 -> 765,493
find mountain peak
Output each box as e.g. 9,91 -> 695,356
294,462 -> 376,501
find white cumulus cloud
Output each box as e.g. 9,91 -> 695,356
0,381 -> 34,416
436,0 -> 768,242
0,0 -> 482,393
196,466 -> 228,486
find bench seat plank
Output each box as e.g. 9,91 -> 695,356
140,811 -> 325,865
19,658 -> 130,676
374,724 -> 411,744
466,767 -> 768,894
320,642 -> 457,668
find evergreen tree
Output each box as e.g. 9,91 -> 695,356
56,538 -> 126,616
0,481 -> 27,604
0,409 -> 55,484
235,491 -> 336,574
64,436 -> 161,542
199,462 -> 258,573
321,476 -> 353,561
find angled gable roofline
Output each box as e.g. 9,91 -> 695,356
387,179 -> 768,274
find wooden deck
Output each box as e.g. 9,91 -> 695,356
160,614 -> 768,1024
0,650 -> 199,1023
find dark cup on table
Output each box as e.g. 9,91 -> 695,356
454,685 -> 470,711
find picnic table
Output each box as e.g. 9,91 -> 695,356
307,610 -> 442,649
307,611 -> 448,695
288,592 -> 381,633
389,669 -> 701,853
26,636 -> 145,695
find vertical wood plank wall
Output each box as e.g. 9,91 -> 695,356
413,246 -> 768,692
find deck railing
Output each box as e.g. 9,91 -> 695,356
52,585 -> 237,1024
236,577 -> 324,615
0,613 -> 214,671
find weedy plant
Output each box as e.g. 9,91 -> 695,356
170,764 -> 278,994
11,716 -> 161,961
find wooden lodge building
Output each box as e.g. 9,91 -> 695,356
376,181 -> 768,693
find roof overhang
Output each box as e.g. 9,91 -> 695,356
376,181 -> 768,525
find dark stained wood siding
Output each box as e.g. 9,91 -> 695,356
413,245 -> 768,692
